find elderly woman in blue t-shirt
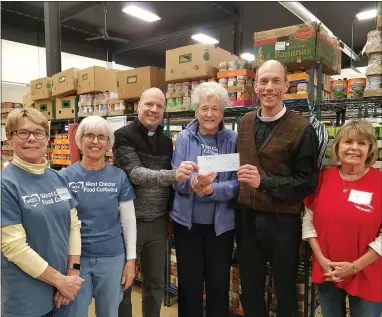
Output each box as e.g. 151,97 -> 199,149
55,116 -> 136,317
171,82 -> 239,317
1,108 -> 83,317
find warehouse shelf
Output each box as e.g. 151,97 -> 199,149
318,96 -> 382,112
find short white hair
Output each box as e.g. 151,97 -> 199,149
75,116 -> 114,150
191,82 -> 228,112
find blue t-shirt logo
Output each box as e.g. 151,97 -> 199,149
69,181 -> 84,193
22,194 -> 40,207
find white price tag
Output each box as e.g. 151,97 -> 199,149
348,190 -> 373,206
56,188 -> 72,201
275,42 -> 286,51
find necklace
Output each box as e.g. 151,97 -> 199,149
338,168 -> 368,193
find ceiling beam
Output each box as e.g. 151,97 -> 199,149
61,2 -> 102,23
115,15 -> 238,54
207,2 -> 237,16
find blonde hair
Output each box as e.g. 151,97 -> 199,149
332,120 -> 378,166
75,116 -> 114,150
5,108 -> 49,138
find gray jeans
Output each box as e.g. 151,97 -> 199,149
119,215 -> 168,317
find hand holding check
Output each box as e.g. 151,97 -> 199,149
176,161 -> 199,182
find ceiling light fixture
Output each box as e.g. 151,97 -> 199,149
122,5 -> 161,23
278,1 -> 360,62
191,33 -> 219,45
240,53 -> 255,61
356,9 -> 377,20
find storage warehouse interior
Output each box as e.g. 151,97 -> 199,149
1,1 -> 381,317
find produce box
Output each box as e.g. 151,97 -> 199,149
52,68 -> 79,97
23,92 -> 35,108
254,22 -> 341,75
35,99 -> 55,120
117,66 -> 165,100
166,44 -> 236,82
31,77 -> 53,101
78,66 -> 118,95
55,96 -> 76,119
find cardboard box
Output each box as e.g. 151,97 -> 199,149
35,99 -> 55,120
78,66 -> 118,95
254,22 -> 342,75
166,44 -> 236,82
55,96 -> 76,119
31,77 -> 52,100
23,92 -> 35,108
52,68 -> 79,97
117,66 -> 165,99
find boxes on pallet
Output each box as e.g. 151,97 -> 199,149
78,66 -> 118,95
31,77 -> 53,101
117,66 -> 165,100
55,96 -> 76,119
166,44 -> 236,82
34,99 -> 55,120
23,92 -> 35,108
52,68 -> 79,97
254,22 -> 341,75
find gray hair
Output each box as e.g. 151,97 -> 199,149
75,116 -> 115,150
191,82 -> 229,112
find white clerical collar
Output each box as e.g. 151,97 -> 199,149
147,131 -> 155,136
258,105 -> 286,122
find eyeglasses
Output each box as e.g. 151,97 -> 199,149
12,129 -> 47,140
82,133 -> 109,142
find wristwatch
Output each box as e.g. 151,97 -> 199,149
68,263 -> 81,271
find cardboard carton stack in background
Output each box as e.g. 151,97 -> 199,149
30,77 -> 54,120
165,43 -> 237,112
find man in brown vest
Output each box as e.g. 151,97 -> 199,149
236,60 -> 319,317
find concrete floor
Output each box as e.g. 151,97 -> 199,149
89,285 -> 178,317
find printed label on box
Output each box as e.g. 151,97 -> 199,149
275,42 -> 286,51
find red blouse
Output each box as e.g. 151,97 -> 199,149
305,166 -> 382,302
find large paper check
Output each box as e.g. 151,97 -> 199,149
197,153 -> 240,173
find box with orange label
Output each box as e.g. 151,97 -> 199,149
55,96 -> 76,119
31,77 -> 53,101
254,22 -> 341,74
52,68 -> 79,97
117,66 -> 165,99
78,66 -> 118,94
34,99 -> 55,120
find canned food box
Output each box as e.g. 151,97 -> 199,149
219,78 -> 228,88
228,77 -> 237,87
228,60 -> 238,71
237,76 -> 247,87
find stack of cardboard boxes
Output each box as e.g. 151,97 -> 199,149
165,44 -> 236,112
23,65 -> 166,120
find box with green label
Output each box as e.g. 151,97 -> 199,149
166,44 -> 236,82
78,66 -> 118,94
31,77 -> 53,101
117,66 -> 165,99
55,96 -> 76,119
52,68 -> 79,97
254,22 -> 341,75
35,99 -> 55,120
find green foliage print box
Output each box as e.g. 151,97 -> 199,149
253,22 -> 341,75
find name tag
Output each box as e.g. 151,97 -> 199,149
348,190 -> 373,205
56,188 -> 72,201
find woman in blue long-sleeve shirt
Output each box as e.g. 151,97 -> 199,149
171,82 -> 239,317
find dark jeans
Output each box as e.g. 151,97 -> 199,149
173,222 -> 234,317
235,209 -> 302,317
119,215 -> 168,317
317,282 -> 382,317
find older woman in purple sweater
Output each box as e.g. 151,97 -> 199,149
171,82 -> 239,317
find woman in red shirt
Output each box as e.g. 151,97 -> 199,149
303,120 -> 382,317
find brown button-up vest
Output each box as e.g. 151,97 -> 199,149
237,109 -> 309,214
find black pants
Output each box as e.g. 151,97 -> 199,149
235,209 -> 301,317
174,222 -> 234,317
119,215 -> 168,317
